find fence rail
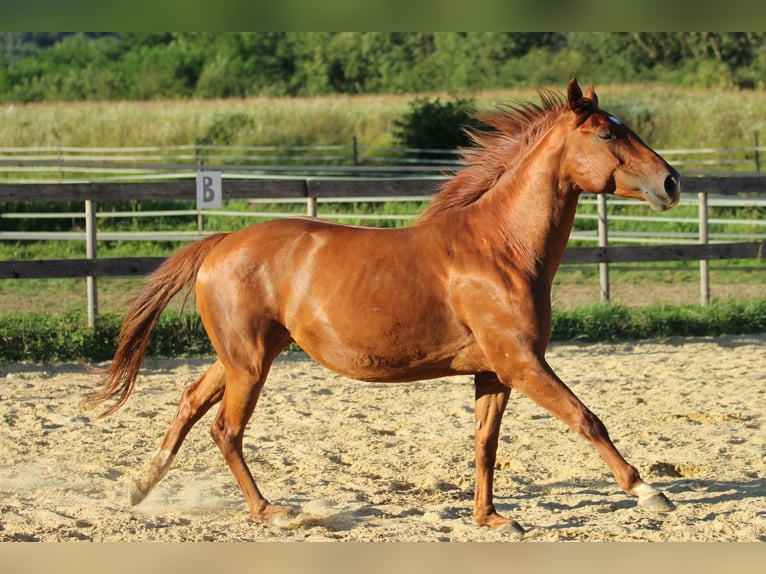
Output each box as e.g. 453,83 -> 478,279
3,242 -> 762,281
0,139 -> 764,182
1,176 -> 765,327
1,194 -> 764,245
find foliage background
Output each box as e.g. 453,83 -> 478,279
2,32 -> 765,103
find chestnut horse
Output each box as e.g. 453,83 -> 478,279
87,79 -> 681,535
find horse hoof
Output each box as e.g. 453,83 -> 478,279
495,519 -> 526,538
265,505 -> 299,527
639,491 -> 675,512
128,480 -> 147,506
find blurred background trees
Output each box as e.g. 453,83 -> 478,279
1,32 -> 765,103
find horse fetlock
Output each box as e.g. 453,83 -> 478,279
128,448 -> 175,506
474,510 -> 526,537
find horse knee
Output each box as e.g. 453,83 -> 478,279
210,417 -> 227,445
475,432 -> 499,454
574,409 -> 609,443
210,416 -> 241,455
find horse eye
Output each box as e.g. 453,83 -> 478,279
599,132 -> 616,141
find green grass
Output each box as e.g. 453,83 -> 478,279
0,311 -> 213,363
552,299 -> 766,341
1,300 -> 763,363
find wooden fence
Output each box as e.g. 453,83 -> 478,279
0,138 -> 763,182
1,176 -> 765,327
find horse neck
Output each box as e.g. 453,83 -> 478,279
475,132 -> 580,283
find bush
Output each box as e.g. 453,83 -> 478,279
392,96 -> 479,154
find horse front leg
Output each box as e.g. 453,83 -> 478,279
130,360 -> 226,505
507,354 -> 675,512
473,372 -> 524,535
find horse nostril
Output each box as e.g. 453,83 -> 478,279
664,174 -> 681,199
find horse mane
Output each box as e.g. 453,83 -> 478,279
417,88 -> 570,222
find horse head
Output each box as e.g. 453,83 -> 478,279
564,78 -> 681,212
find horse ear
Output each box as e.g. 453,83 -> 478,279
584,85 -> 599,107
567,78 -> 594,117
567,78 -> 583,108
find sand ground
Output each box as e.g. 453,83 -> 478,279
0,335 -> 763,542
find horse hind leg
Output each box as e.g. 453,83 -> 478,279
210,350 -> 294,523
473,372 -> 525,536
129,360 -> 226,506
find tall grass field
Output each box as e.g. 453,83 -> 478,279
1,83 -> 765,152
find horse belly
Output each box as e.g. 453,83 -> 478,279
286,294 -> 466,382
297,336 -> 461,383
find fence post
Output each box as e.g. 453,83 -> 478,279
597,193 -> 610,302
352,135 -> 359,166
755,131 -> 761,173
85,199 -> 98,328
307,196 -> 318,218
195,139 -> 204,233
698,191 -> 710,306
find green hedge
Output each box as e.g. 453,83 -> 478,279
551,299 -> 766,341
1,300 -> 764,363
0,311 -> 214,363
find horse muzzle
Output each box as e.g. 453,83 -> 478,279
663,172 -> 682,208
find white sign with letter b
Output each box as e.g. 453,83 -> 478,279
196,171 -> 222,209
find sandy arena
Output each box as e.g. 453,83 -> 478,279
0,335 -> 763,542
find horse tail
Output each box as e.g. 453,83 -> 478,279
85,232 -> 229,417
